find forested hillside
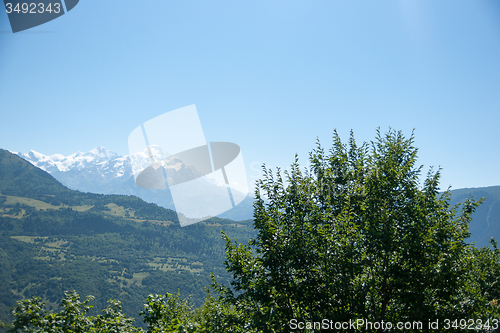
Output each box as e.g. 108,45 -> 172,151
0,149 -> 256,328
448,185 -> 500,247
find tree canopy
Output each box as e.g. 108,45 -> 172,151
220,129 -> 500,332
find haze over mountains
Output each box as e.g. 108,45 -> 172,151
15,147 -> 254,221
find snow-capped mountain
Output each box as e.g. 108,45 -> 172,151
20,147 -> 122,173
16,147 -> 254,221
17,147 -> 134,194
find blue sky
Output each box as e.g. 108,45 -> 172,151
1,0 -> 499,191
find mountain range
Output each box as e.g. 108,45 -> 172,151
15,147 -> 254,221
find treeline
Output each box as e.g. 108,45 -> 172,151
2,290 -> 241,333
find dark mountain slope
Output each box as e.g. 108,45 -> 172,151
0,149 -> 71,198
447,185 -> 500,247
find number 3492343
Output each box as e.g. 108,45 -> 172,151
5,3 -> 62,14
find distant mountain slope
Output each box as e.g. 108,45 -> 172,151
447,185 -> 500,247
0,149 -> 255,328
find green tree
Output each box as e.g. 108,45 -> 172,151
140,292 -> 197,333
7,291 -> 94,333
6,291 -> 143,333
93,299 -> 142,333
195,283 -> 249,333
220,129 -> 498,332
459,239 -> 500,322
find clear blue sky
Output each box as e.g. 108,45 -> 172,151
1,0 -> 499,191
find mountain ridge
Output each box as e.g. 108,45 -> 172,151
15,147 -> 254,221
15,146 -> 121,173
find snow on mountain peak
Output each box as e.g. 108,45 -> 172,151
49,154 -> 65,161
19,146 -> 174,182
89,146 -> 117,158
19,147 -> 123,173
27,150 -> 47,161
